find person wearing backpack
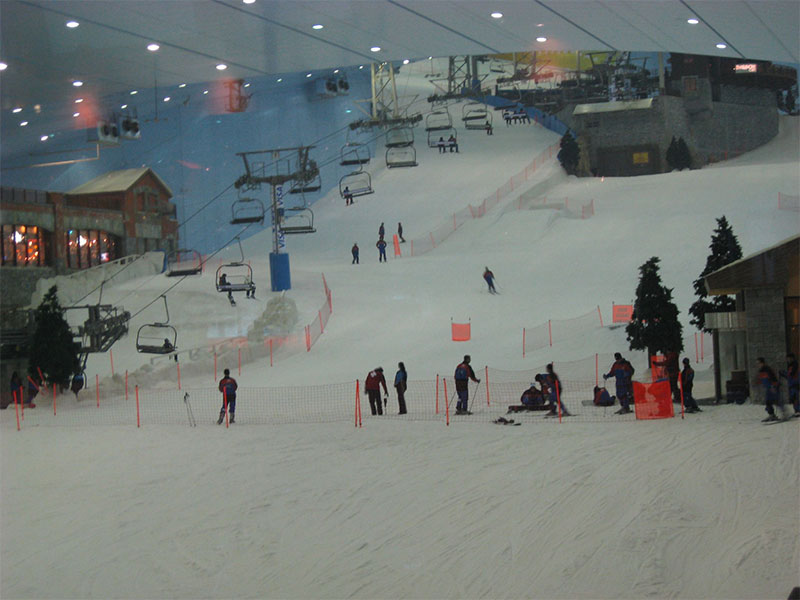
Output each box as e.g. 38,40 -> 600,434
454,355 -> 480,415
604,352 -> 635,414
217,368 -> 238,424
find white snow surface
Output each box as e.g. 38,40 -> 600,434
2,60 -> 799,599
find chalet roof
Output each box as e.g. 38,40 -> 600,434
573,98 -> 654,116
67,167 -> 172,197
705,234 -> 800,295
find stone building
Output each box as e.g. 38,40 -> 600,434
0,167 -> 177,308
703,235 -> 800,403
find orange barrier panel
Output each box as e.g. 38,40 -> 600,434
393,234 -> 401,257
612,304 -> 633,323
633,380 -> 674,419
451,320 -> 471,341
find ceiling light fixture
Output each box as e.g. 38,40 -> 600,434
312,24 -> 323,30
72,80 -> 83,87
491,12 -> 503,19
0,61 -> 7,71
359,65 -> 364,69
277,78 -> 282,82
243,82 -> 250,87
334,69 -> 339,74
243,0 -> 255,4
216,63 -> 227,70
40,135 -> 49,141
164,96 -> 171,102
20,121 -> 28,126
203,89 -> 209,94
716,43 -> 727,49
12,107 -> 22,113
306,73 -> 312,78
74,98 -> 83,103
73,112 -> 80,117
537,23 -> 544,27
687,18 -> 699,24
121,104 -> 128,109
147,43 -> 160,52
370,46 -> 381,52
536,37 -> 547,42
130,90 -> 138,95
403,59 -> 410,65
178,83 -> 186,88
66,20 -> 79,28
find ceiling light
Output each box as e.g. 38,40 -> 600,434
243,0 -> 255,3
74,98 -> 83,103
428,56 -> 432,60
164,96 -> 171,102
0,61 -> 7,71
121,104 -> 128,109
66,20 -> 79,28
216,63 -> 227,70
40,135 -> 49,141
243,82 -> 250,87
12,107 -> 22,113
687,18 -> 699,24
370,46 -> 381,52
147,43 -> 160,52
359,65 -> 364,69
537,23 -> 544,27
312,24 -> 323,30
203,89 -> 209,94
306,73 -> 312,78
716,43 -> 727,49
536,37 -> 547,42
19,121 -> 28,126
72,80 -> 83,87
73,112 -> 80,117
403,59 -> 410,65
333,69 -> 339,74
178,83 -> 186,88
130,90 -> 138,95
491,12 -> 503,19
34,104 -> 41,113
277,78 -> 283,82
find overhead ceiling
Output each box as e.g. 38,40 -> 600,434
1,0 -> 798,111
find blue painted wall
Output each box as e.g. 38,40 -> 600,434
1,67 -> 378,254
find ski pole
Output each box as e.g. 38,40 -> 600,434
470,380 -> 482,413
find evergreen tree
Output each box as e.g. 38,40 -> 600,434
676,137 -> 692,170
689,216 -> 743,331
28,286 -> 80,387
665,136 -> 678,170
626,257 -> 683,357
557,131 -> 580,175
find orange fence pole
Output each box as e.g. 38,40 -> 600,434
548,320 -> 553,347
393,234 -> 401,257
177,362 -> 182,391
355,380 -> 361,428
485,366 -> 490,406
319,311 -> 323,334
110,349 -> 115,376
597,305 -> 603,327
269,338 -> 274,367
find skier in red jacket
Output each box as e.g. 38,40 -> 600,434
365,367 -> 389,415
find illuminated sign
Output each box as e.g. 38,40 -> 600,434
734,63 -> 758,73
632,152 -> 650,165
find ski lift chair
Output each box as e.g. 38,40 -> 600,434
462,103 -> 491,130
230,196 -> 266,225
386,146 -> 418,168
166,249 -> 202,277
340,142 -> 371,166
427,127 -> 457,148
279,208 -> 316,234
424,108 -> 453,131
135,295 -> 178,354
288,174 -> 321,194
385,127 -> 414,148
215,263 -> 256,295
339,171 -> 374,198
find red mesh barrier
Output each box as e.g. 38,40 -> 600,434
633,380 -> 674,419
612,304 -> 633,323
451,321 -> 471,341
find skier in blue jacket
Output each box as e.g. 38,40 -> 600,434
604,353 -> 635,414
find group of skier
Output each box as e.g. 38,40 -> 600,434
351,222 -> 406,264
364,363 -> 408,415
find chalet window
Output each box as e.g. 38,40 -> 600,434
64,229 -> 118,269
1,224 -> 47,267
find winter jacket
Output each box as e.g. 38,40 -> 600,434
454,362 -> 479,391
394,369 -> 407,391
219,376 -> 238,400
365,370 -> 388,394
680,366 -> 694,396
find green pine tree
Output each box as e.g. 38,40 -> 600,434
689,216 -> 743,331
557,131 -> 580,175
626,257 -> 683,357
28,286 -> 80,388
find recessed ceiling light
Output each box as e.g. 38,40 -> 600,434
359,65 -> 364,69
74,98 -> 83,103
66,20 -> 79,28
537,23 -> 544,27
178,83 -> 186,88
428,56 -> 432,60
147,43 -> 160,52
34,104 -> 40,113
203,89 -> 209,94
12,107 -> 22,113
716,43 -> 727,49
306,73 -> 312,78
73,112 -> 80,117
72,80 -> 83,87
20,121 -> 28,126
130,90 -> 138,95
333,69 -> 339,74
491,12 -> 503,19
121,104 -> 128,109
536,37 -> 547,42
243,0 -> 255,4
370,46 -> 381,52
687,18 -> 699,25
216,63 -> 227,70
0,61 -> 7,71
40,135 -> 49,141
277,78 -> 282,82
243,82 -> 250,87
403,59 -> 410,65
312,24 -> 323,30
164,96 -> 171,102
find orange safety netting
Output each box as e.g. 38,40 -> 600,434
451,321 -> 471,342
633,380 -> 674,419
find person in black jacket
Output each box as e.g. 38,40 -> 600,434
680,358 -> 701,413
454,355 -> 480,415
